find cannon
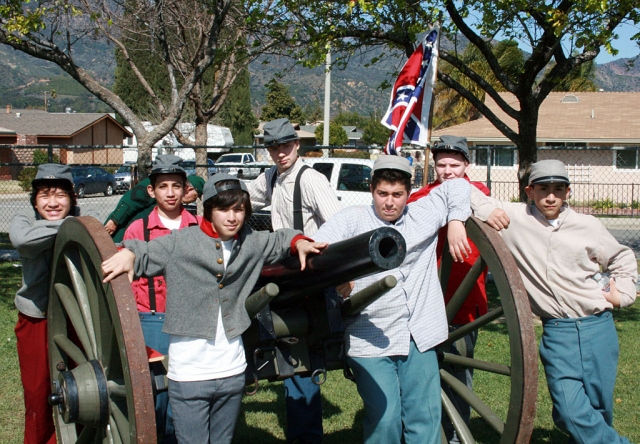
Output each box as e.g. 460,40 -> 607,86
45,216 -> 537,443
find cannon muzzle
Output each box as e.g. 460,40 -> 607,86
341,275 -> 397,317
245,284 -> 280,319
260,227 -> 406,307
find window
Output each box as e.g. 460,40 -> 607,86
615,150 -> 639,170
475,147 -> 516,167
312,163 -> 334,182
337,164 -> 372,192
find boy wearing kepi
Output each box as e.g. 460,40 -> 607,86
313,155 -> 471,444
122,154 -> 200,443
407,135 -> 490,443
471,159 -> 637,444
10,164 -> 97,444
102,174 -> 327,444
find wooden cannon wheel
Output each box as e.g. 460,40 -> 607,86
47,217 -> 156,443
438,216 -> 537,443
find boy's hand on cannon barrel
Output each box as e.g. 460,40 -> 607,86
295,240 -> 328,271
448,220 -> 472,263
101,248 -> 135,283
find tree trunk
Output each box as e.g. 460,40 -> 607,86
516,106 -> 539,201
136,137 -> 155,180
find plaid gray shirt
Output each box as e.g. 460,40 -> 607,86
313,178 -> 471,358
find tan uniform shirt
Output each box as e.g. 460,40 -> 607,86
471,187 -> 637,318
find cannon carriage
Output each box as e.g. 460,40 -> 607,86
45,216 -> 537,444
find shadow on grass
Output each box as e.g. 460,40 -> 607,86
234,381 -> 364,443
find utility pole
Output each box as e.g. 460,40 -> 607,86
322,45 -> 331,158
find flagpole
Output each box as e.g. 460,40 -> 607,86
423,22 -> 441,187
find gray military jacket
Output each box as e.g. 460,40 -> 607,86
123,224 -> 301,340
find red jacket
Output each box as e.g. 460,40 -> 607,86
123,206 -> 201,313
407,176 -> 490,324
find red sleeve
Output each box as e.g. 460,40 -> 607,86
472,181 -> 491,196
407,185 -> 434,204
290,234 -> 313,254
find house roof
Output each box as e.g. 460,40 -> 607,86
433,92 -> 640,144
0,111 -> 132,138
0,126 -> 15,134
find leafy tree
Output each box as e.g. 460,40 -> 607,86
0,0 -> 288,176
315,122 -> 349,146
261,79 -> 306,124
361,112 -> 391,147
219,68 -> 259,145
275,0 -> 639,197
303,101 -> 324,124
333,111 -> 364,127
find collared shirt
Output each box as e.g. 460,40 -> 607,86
407,175 -> 490,324
249,157 -> 342,236
313,178 -> 471,358
470,188 -> 637,318
123,206 -> 200,313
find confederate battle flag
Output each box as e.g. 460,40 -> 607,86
382,28 -> 439,155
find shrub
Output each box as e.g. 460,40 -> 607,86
330,150 -> 370,159
632,200 -> 640,210
18,167 -> 37,191
591,198 -> 615,211
33,149 -> 60,165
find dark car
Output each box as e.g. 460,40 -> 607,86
71,166 -> 116,198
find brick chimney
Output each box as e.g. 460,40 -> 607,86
5,104 -> 10,114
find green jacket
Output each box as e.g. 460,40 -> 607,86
105,178 -> 155,242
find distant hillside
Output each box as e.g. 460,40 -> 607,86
594,58 -> 640,91
1,40 -> 637,117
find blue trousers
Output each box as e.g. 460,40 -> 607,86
169,373 -> 245,444
539,311 -> 630,444
284,375 -> 323,443
347,342 -> 441,444
140,312 -> 176,444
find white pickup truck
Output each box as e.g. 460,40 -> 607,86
248,157 -> 376,230
214,153 -> 268,180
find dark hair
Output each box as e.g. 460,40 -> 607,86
371,169 -> 412,193
203,180 -> 252,223
149,172 -> 186,188
30,180 -> 77,214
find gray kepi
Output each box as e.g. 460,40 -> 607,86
529,160 -> 570,185
32,163 -> 74,187
372,155 -> 412,177
203,173 -> 249,202
432,135 -> 470,162
150,154 -> 186,178
263,118 -> 300,148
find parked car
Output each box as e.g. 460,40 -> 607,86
71,166 -> 116,198
114,162 -> 136,193
180,159 -> 216,177
213,153 -> 268,179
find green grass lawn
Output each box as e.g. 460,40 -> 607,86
0,260 -> 638,443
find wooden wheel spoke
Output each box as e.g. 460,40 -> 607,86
441,369 -> 505,435
52,334 -> 88,365
107,379 -> 127,398
441,388 -> 475,444
441,353 -> 511,376
75,425 -> 97,444
79,248 -> 104,359
64,251 -> 99,359
109,399 -> 130,444
439,241 -> 453,296
54,283 -> 96,361
441,306 -> 504,348
446,257 -> 486,323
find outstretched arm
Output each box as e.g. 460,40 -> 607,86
294,240 -> 329,271
102,249 -> 136,283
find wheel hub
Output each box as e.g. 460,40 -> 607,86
49,359 -> 109,426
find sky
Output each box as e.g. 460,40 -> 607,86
595,22 -> 639,64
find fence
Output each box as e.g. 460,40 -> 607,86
2,144 -> 640,255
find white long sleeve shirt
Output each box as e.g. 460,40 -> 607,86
313,178 -> 471,358
249,157 -> 342,235
471,187 -> 637,318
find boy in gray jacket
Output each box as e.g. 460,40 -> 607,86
10,164 -> 96,444
471,159 -> 636,444
102,174 -> 327,444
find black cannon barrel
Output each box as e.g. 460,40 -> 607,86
261,227 -> 406,307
